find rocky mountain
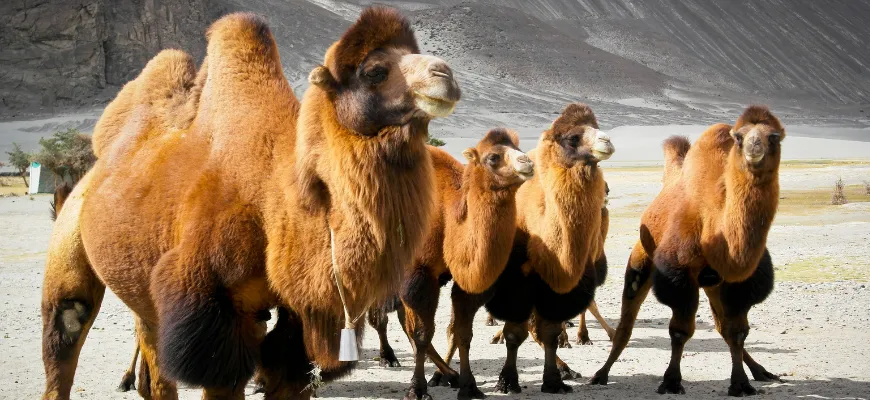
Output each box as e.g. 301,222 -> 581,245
1,0 -> 868,131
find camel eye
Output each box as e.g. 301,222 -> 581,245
486,153 -> 501,165
733,133 -> 744,146
364,66 -> 388,84
568,136 -> 580,147
768,134 -> 780,145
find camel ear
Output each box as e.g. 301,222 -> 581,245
462,148 -> 478,163
309,65 -> 337,92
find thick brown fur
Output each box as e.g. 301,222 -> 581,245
590,105 -> 785,396
517,103 -> 607,293
372,129 -> 532,399
41,7 -> 458,400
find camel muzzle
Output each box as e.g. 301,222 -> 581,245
592,129 -> 615,161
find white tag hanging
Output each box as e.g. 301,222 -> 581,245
338,328 -> 359,361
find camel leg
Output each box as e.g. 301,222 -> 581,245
41,212 -> 107,400
368,305 -> 401,367
484,313 -> 499,326
489,328 -> 504,344
259,307 -> 314,400
587,301 -> 614,340
426,309 -> 460,388
705,249 -> 779,396
449,284 -> 488,399
527,313 -> 581,381
589,242 -> 653,385
536,316 -> 575,394
117,340 -> 139,392
493,320 -> 528,394
650,265 -> 700,395
134,318 -> 179,400
398,267 -> 442,400
576,312 -> 591,345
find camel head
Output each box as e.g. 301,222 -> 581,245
308,6 -> 461,137
463,128 -> 534,187
542,103 -> 614,168
730,105 -> 785,172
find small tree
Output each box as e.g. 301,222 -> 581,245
6,143 -> 31,186
831,177 -> 847,205
32,129 -> 96,185
864,180 -> 870,196
426,135 -> 446,147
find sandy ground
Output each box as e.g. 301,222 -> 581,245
1,162 -> 869,399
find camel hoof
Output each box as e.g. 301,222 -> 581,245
565,321 -> 575,328
656,379 -> 685,395
558,336 -> 572,348
404,386 -> 432,400
750,368 -> 782,383
485,317 -> 499,326
457,381 -> 485,399
728,380 -> 758,397
576,337 -> 593,346
428,370 -> 458,388
588,369 -> 609,385
541,380 -> 573,394
495,370 -> 521,394
558,364 -> 582,381
379,351 -> 401,368
116,373 -> 135,392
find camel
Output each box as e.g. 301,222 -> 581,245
488,180 -> 615,348
588,105 -> 784,396
40,7 -> 460,400
428,103 -> 614,398
365,129 -> 534,399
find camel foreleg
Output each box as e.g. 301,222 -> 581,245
589,242 -> 653,385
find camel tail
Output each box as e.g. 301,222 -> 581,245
662,135 -> 690,184
50,181 -> 74,221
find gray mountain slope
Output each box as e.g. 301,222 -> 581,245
1,0 -> 868,139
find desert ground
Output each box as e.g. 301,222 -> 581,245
1,144 -> 869,399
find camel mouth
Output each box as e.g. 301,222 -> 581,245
413,92 -> 458,118
516,169 -> 535,181
592,142 -> 615,161
745,153 -> 764,165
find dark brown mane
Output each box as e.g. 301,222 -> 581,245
328,6 -> 419,82
549,103 -> 599,138
733,104 -> 784,133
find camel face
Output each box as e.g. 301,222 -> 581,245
312,7 -> 461,137
545,103 -> 615,168
464,128 -> 534,187
730,106 -> 786,172
731,124 -> 783,169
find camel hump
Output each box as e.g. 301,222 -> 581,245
733,105 -> 784,134
92,49 -> 198,159
662,135 -> 690,185
663,136 -> 690,168
204,13 -> 282,84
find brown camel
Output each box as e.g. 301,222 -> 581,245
433,103 -> 614,398
368,129 -> 534,399
489,180 -> 615,348
589,105 -> 784,396
40,7 -> 460,400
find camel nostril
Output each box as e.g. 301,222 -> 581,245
517,155 -> 531,163
429,63 -> 453,79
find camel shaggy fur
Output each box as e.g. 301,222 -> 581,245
365,129 -> 534,399
433,104 -> 614,398
40,7 -> 460,400
589,105 -> 784,397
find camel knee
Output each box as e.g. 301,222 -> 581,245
43,299 -> 93,360
623,265 -> 651,299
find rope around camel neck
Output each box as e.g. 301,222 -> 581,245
329,228 -> 367,330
